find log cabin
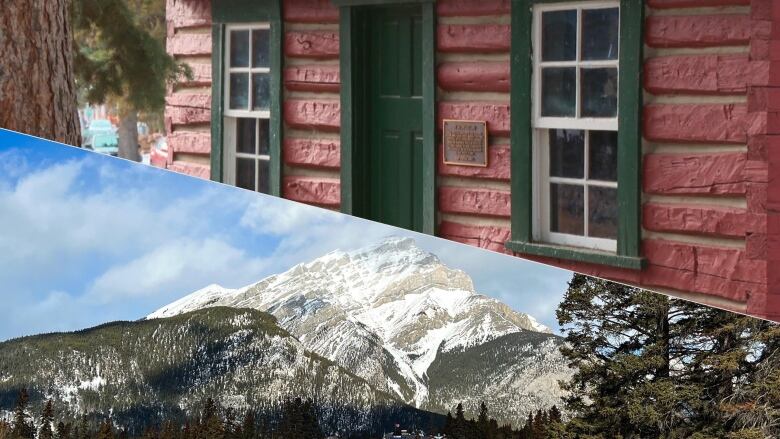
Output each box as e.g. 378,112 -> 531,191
163,0 -> 780,321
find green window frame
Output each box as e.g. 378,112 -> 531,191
505,0 -> 645,270
211,0 -> 283,196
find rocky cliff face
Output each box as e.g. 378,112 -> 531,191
149,237 -> 571,423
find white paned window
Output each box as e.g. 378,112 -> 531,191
532,1 -> 620,252
223,23 -> 271,193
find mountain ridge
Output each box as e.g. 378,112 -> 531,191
0,306 -> 447,434
149,237 -> 571,423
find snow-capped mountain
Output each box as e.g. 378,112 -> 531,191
149,237 -> 571,424
0,307 -> 440,434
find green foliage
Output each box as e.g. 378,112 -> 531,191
0,392 -> 378,439
198,398 -> 224,439
426,330 -> 562,422
70,0 -> 189,111
0,307 -> 444,437
240,411 -> 256,439
440,402 -> 564,439
557,274 -> 780,438
55,421 -> 71,439
39,400 -> 55,439
95,419 -> 115,439
12,388 -> 34,439
273,398 -> 323,439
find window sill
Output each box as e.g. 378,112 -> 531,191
505,240 -> 645,270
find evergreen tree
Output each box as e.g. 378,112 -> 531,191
160,421 -> 178,439
141,426 -> 158,439
224,408 -> 240,439
557,273 -> 780,438
683,303 -> 780,437
199,398 -> 224,439
0,421 -> 12,439
96,418 -> 115,439
77,414 -> 91,439
39,399 -> 55,439
721,335 -> 780,438
442,411 -> 454,437
11,388 -> 34,439
521,412 -> 533,439
496,423 -> 514,439
71,0 -> 188,160
2,0 -> 190,149
541,407 -> 565,439
55,421 -> 71,439
455,403 -> 465,423
531,410 -> 544,438
477,401 -> 489,438
241,411 -> 256,439
276,398 -> 323,439
450,403 -> 468,439
487,418 -> 499,439
547,406 -> 561,424
182,422 -> 193,439
557,274 -> 686,437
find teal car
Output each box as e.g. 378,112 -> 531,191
86,132 -> 119,156
82,119 -> 118,152
85,119 -> 115,137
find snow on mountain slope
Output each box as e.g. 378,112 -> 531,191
0,307 -> 423,434
149,237 -> 568,423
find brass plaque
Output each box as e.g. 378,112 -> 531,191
442,120 -> 488,167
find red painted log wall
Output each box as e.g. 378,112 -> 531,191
283,139 -> 340,170
281,0 -> 342,208
756,0 -> 780,320
643,104 -> 754,144
283,177 -> 340,207
644,55 -> 756,95
643,153 -> 747,196
284,31 -> 339,59
283,100 -> 341,132
284,66 -> 340,92
283,0 -> 338,23
438,25 -> 511,53
163,0 -> 780,321
438,145 -> 510,181
438,62 -> 510,93
646,15 -> 752,48
164,0 -> 214,176
436,0 -> 510,17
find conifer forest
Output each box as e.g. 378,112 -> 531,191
0,275 -> 778,438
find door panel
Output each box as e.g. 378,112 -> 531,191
367,4 -> 424,232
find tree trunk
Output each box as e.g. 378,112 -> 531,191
117,109 -> 140,161
657,299 -> 671,379
0,0 -> 80,145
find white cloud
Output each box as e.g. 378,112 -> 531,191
0,147 -> 571,340
0,156 -> 256,287
240,196 -> 341,235
235,194 -> 570,328
236,194 -> 406,273
261,216 -> 410,274
0,148 -> 31,182
0,160 -> 163,270
87,238 -> 268,303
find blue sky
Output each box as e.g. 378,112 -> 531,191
0,129 -> 573,341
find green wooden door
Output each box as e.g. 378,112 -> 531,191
367,4 -> 424,232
